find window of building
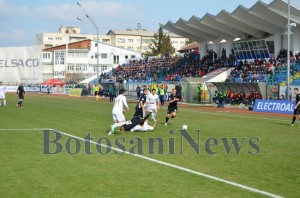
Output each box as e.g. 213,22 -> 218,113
142,46 -> 149,51
117,38 -> 125,43
125,55 -> 129,59
48,37 -> 53,41
93,65 -> 97,73
232,40 -> 270,60
101,65 -> 108,71
54,51 -> 65,65
171,41 -> 178,44
131,55 -> 136,59
101,53 -> 107,59
127,47 -> 134,50
73,30 -> 76,33
266,41 -> 274,54
114,55 -> 119,64
180,41 -> 185,44
142,39 -> 151,44
102,39 -> 110,43
128,39 -> 134,43
43,53 -> 51,59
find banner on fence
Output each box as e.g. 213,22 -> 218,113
254,99 -> 295,114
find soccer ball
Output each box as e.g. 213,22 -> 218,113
182,125 -> 188,130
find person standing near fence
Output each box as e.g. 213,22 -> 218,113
158,84 -> 165,106
114,82 -> 120,97
0,82 -> 7,107
94,84 -> 100,100
109,85 -> 114,102
197,83 -> 203,103
136,85 -> 141,100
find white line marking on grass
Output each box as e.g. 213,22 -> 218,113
0,128 -> 47,131
49,128 -> 282,198
0,128 -> 283,197
179,108 -> 291,122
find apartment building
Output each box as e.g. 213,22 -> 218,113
36,27 -> 188,54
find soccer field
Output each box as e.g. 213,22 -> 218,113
0,94 -> 299,198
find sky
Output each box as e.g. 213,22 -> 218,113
0,0 -> 300,47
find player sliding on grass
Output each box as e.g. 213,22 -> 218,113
291,88 -> 300,126
120,112 -> 156,132
145,89 -> 160,122
165,88 -> 179,126
108,89 -> 129,135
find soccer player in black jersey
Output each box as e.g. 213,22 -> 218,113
165,89 -> 179,126
291,88 -> 300,126
134,88 -> 148,118
122,113 -> 152,132
16,83 -> 25,108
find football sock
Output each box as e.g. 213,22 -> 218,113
165,117 -> 169,123
144,113 -> 151,120
292,116 -> 296,124
151,113 -> 156,121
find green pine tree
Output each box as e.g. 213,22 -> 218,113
146,27 -> 175,56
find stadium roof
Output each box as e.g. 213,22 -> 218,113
162,0 -> 300,42
107,29 -> 184,38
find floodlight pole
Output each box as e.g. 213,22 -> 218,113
287,0 -> 291,100
77,2 -> 100,83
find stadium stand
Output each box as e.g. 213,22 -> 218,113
101,49 -> 236,83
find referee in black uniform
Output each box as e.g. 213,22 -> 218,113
165,88 -> 180,126
291,88 -> 300,126
16,83 -> 25,108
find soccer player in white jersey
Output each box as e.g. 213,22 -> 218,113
145,89 -> 160,121
0,82 -> 7,107
108,89 -> 129,135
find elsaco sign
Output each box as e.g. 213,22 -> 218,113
0,59 -> 39,67
0,45 -> 43,83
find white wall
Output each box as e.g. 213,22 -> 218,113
90,42 -> 141,65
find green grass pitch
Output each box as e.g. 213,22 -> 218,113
0,93 -> 299,198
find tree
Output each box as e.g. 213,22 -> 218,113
185,39 -> 193,46
146,27 -> 175,56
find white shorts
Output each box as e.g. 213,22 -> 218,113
112,113 -> 125,123
146,105 -> 157,113
130,121 -> 154,132
0,93 -> 5,99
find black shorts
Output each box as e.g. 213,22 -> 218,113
19,94 -> 24,100
167,107 -> 177,114
294,106 -> 300,115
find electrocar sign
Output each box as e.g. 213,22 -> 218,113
0,45 -> 43,83
254,99 -> 295,114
